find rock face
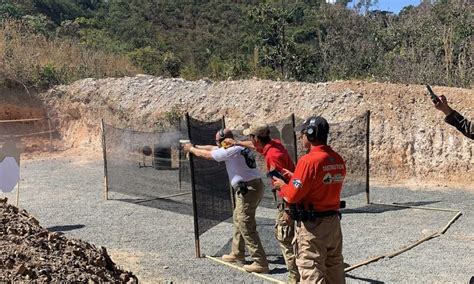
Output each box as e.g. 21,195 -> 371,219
0,198 -> 138,282
42,76 -> 473,186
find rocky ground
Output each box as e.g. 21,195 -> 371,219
0,197 -> 137,282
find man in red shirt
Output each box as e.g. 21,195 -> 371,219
225,124 -> 299,283
273,116 -> 346,284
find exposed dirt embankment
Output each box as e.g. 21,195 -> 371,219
32,76 -> 474,187
0,89 -> 45,120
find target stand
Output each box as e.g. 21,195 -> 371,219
138,146 -> 154,168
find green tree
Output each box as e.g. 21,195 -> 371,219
249,4 -> 296,78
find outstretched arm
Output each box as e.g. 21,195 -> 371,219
183,143 -> 214,160
434,95 -> 454,116
195,145 -> 218,151
445,110 -> 474,140
435,95 -> 473,139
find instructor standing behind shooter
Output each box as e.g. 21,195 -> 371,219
182,128 -> 269,273
224,124 -> 300,283
273,116 -> 346,284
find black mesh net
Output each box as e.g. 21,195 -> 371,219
103,121 -> 191,201
328,113 -> 368,198
295,113 -> 369,199
0,118 -> 57,155
186,115 -> 233,237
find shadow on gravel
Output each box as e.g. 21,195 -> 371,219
47,224 -> 86,232
342,200 -> 441,214
345,274 -> 384,283
112,199 -> 275,228
115,198 -> 194,216
267,255 -> 286,265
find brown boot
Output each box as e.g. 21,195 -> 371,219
243,262 -> 269,273
222,254 -> 245,264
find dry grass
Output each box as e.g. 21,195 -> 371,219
0,20 -> 141,89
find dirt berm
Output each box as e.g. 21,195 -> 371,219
17,76 -> 474,187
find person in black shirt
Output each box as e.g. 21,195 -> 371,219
434,95 -> 473,140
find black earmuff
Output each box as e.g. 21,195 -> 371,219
305,118 -> 318,141
219,129 -> 225,139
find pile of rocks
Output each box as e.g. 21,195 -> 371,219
0,198 -> 137,282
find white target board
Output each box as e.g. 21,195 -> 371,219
0,157 -> 20,192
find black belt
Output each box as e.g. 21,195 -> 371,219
305,211 -> 341,222
287,209 -> 341,222
311,211 -> 341,218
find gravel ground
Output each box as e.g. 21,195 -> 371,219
3,157 -> 473,283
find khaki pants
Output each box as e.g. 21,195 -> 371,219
294,215 -> 345,284
275,209 -> 300,283
231,178 -> 268,266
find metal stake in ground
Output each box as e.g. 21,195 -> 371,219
101,119 -> 109,200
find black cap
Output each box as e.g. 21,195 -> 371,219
294,116 -> 329,138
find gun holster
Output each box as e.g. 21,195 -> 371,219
235,182 -> 249,196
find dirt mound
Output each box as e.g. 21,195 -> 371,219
0,198 -> 137,282
38,76 -> 472,187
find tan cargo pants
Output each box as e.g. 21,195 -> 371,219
294,215 -> 345,284
231,178 -> 268,266
275,209 -> 300,283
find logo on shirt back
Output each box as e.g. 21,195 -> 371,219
293,179 -> 302,189
323,173 -> 332,184
323,173 -> 344,184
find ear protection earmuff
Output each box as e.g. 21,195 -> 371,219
218,129 -> 225,139
304,118 -> 318,141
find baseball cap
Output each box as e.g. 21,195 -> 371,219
243,123 -> 270,136
294,116 -> 329,137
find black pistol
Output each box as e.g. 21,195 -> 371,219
267,169 -> 288,183
426,85 -> 440,104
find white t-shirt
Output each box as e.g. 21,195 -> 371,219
211,146 -> 261,187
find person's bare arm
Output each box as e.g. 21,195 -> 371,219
183,143 -> 214,160
223,138 -> 256,150
195,145 -> 218,151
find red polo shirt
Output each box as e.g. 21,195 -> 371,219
257,139 -> 295,182
279,145 -> 346,212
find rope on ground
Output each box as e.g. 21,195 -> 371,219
0,118 -> 48,123
1,129 -> 56,138
205,255 -> 285,284
344,202 -> 462,273
132,192 -> 192,204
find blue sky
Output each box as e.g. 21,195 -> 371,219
347,0 -> 422,14
372,0 -> 422,13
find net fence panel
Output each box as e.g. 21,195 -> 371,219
0,118 -> 56,154
103,122 -> 190,200
187,116 -> 233,237
179,117 -> 191,186
296,113 -> 368,199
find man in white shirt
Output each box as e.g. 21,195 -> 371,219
183,128 -> 269,273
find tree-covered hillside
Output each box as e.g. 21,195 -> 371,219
0,0 -> 472,89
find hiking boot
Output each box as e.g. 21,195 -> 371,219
243,262 -> 269,273
222,254 -> 245,263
